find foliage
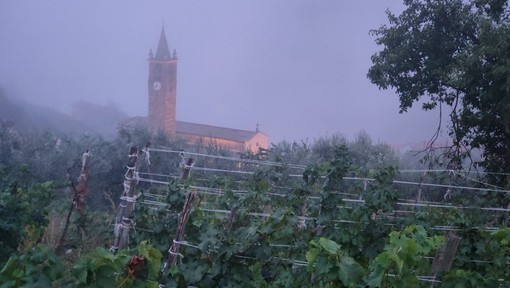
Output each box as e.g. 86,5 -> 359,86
0,244 -> 64,288
306,237 -> 364,287
0,181 -> 54,263
348,130 -> 399,173
364,225 -> 443,287
131,182 -> 185,252
304,225 -> 443,288
441,228 -> 510,287
144,144 -> 436,287
368,0 -> 510,183
2,119 -> 510,287
0,241 -> 162,288
72,241 -> 162,288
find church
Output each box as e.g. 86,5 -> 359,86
147,27 -> 268,153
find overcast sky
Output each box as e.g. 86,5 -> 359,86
0,1 -> 443,145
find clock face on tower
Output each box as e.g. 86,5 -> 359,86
153,81 -> 161,91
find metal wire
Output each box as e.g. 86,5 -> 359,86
149,147 -> 307,169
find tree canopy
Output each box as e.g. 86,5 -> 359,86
368,0 -> 510,184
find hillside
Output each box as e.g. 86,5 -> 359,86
0,92 -> 127,136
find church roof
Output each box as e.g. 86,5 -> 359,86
176,121 -> 260,142
119,117 -> 263,143
154,27 -> 172,60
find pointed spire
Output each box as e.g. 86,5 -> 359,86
154,26 -> 172,60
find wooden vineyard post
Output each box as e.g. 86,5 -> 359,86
56,149 -> 91,254
76,149 -> 91,224
168,191 -> 196,265
180,157 -> 194,184
224,207 -> 237,233
430,234 -> 461,287
160,157 -> 195,283
298,202 -> 307,229
414,171 -> 426,211
141,142 -> 152,185
110,144 -> 149,252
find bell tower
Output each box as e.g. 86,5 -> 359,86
148,26 -> 177,135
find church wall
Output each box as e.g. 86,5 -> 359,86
245,132 -> 269,152
177,133 -> 245,152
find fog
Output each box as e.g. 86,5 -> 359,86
0,1 -> 442,145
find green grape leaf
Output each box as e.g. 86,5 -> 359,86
319,237 -> 340,255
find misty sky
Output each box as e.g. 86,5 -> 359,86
0,1 -> 443,145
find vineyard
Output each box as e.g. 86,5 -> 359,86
0,123 -> 509,287
4,0 -> 510,286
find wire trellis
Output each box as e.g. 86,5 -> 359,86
131,148 -> 510,285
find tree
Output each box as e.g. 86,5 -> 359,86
368,0 -> 510,186
348,130 -> 399,174
0,181 -> 54,262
